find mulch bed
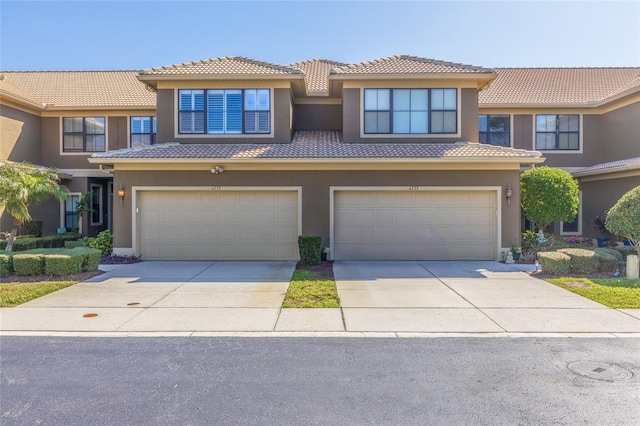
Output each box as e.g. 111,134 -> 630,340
296,260 -> 335,280
1,270 -> 104,284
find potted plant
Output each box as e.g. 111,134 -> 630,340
510,245 -> 521,262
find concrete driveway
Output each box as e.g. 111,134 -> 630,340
2,260 -> 639,336
334,261 -> 640,334
0,261 -> 297,333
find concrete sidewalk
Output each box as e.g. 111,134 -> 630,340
1,260 -> 639,337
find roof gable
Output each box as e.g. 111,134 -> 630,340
0,76 -> 44,109
288,59 -> 348,96
140,56 -> 304,77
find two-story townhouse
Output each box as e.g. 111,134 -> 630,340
478,68 -> 640,238
0,71 -> 156,236
3,55 -> 638,261
84,56 -> 542,261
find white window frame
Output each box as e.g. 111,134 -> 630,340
90,184 -> 103,226
561,191 -> 582,235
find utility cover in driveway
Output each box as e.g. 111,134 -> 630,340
138,190 -> 298,260
333,190 -> 497,260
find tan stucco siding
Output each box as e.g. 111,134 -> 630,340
1,104 -> 42,163
112,169 -> 521,252
600,102 -> 640,163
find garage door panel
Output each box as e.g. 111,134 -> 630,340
334,190 -> 496,260
139,190 -> 298,260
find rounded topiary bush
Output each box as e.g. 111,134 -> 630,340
537,251 -> 571,275
557,248 -> 598,274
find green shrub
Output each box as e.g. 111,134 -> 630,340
0,240 -> 6,250
557,248 -> 598,274
12,254 -> 45,276
45,254 -> 83,276
0,253 -> 12,277
86,230 -> 113,256
12,238 -> 37,251
70,247 -> 101,271
64,240 -> 85,249
592,251 -> 618,272
23,220 -> 43,237
538,251 -> 571,275
593,247 -> 623,262
615,245 -> 636,261
298,235 -> 322,266
605,185 -> 640,256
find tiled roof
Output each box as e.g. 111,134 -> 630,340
0,77 -> 44,109
140,56 -> 303,76
573,157 -> 640,177
479,68 -> 640,106
288,59 -> 348,95
91,130 -> 542,162
1,71 -> 155,109
331,55 -> 494,75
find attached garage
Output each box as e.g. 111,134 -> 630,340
332,188 -> 498,261
136,188 -> 300,260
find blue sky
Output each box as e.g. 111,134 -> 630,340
1,1 -> 638,71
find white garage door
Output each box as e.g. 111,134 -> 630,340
334,190 -> 497,260
138,190 -> 298,260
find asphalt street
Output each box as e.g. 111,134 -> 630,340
1,337 -> 639,425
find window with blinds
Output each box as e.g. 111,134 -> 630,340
178,89 -> 270,135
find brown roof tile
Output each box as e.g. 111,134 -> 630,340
91,130 -> 542,162
331,55 -> 494,76
1,71 -> 155,109
479,68 -> 640,106
573,156 -> 640,177
288,59 -> 348,95
140,56 -> 303,77
0,77 -> 44,108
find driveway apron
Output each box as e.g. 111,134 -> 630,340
0,261 -> 296,333
334,260 -> 640,334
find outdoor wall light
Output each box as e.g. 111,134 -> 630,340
505,184 -> 513,206
117,184 -> 125,205
211,165 -> 224,174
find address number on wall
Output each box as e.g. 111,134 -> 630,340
211,186 -> 221,191
409,186 -> 420,191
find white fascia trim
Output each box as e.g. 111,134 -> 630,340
329,186 -> 502,262
131,186 -> 303,258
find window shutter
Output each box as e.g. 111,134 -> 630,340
207,91 -> 224,133
226,91 -> 242,133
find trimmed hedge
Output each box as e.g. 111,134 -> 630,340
64,240 -> 85,249
0,253 -> 12,278
593,247 -> 623,262
12,254 -> 45,276
557,248 -> 598,274
45,254 -> 83,276
0,234 -> 81,252
615,245 -> 636,261
0,247 -> 101,276
592,251 -> 618,272
538,251 -> 571,275
298,235 -> 323,266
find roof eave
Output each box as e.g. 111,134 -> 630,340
88,156 -> 544,165
137,73 -> 305,89
478,102 -> 596,109
0,93 -> 46,110
573,163 -> 640,178
329,72 -> 496,80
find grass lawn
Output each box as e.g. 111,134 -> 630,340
0,281 -> 78,307
282,264 -> 340,308
545,277 -> 640,309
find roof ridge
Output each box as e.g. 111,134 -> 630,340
331,54 -> 493,74
288,59 -> 349,66
142,56 -> 302,75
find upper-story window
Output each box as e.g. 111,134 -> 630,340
479,114 -> 510,147
535,114 -> 580,150
63,117 -> 105,152
364,88 -> 457,134
178,89 -> 270,135
130,116 -> 156,148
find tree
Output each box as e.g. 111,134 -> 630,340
0,162 -> 69,251
605,185 -> 640,256
520,166 -> 579,232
